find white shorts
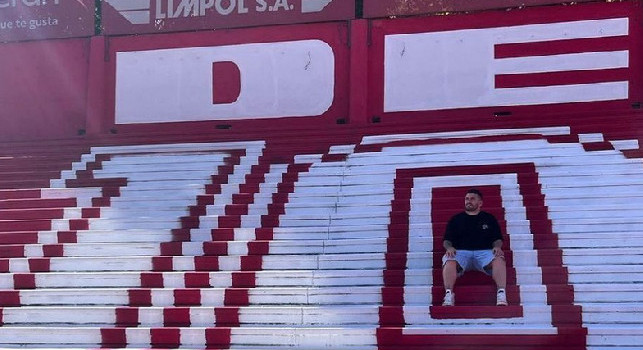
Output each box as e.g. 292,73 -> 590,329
442,250 -> 496,276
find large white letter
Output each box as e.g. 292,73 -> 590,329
384,18 -> 629,112
115,40 -> 335,124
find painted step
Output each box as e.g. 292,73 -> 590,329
0,304 -> 589,328
0,305 -> 382,327
0,197 -> 77,210
0,326 -> 376,348
2,283 -> 638,308
0,267 -> 594,290
0,248 -> 581,273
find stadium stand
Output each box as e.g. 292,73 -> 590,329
0,124 -> 641,349
2,1 -> 643,348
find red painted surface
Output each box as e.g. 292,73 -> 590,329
152,256 -> 174,271
42,244 -> 63,257
128,289 -> 152,307
141,273 -> 165,288
164,307 -> 191,327
213,61 -> 242,104
151,327 -> 181,347
13,273 -> 35,289
115,307 -> 139,327
0,0 -> 94,43
494,36 -> 629,58
100,328 -> 127,347
85,36 -> 109,137
495,68 -> 630,89
101,0 -> 354,35
57,230 -> 79,243
363,0 -> 599,18
185,272 -> 211,288
349,19 -> 370,124
0,291 -> 20,307
174,289 -> 201,306
27,258 -> 50,272
215,307 -> 240,326
0,38 -> 89,141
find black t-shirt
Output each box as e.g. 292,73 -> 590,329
443,211 -> 503,250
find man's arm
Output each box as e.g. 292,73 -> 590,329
443,216 -> 457,258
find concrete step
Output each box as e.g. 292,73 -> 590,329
0,286 -> 381,307
0,189 -> 42,200
2,266 -> 632,290
0,269 -> 385,289
0,248 -> 593,272
5,233 -> 622,259
0,305 -> 382,327
0,197 -> 78,210
0,304 -> 595,327
2,284 -> 639,308
0,326 -> 375,348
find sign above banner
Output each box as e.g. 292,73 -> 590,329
0,0 -> 94,43
101,0 -> 354,35
363,0 -> 598,18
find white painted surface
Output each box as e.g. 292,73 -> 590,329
360,126 -> 570,145
116,40 -> 335,123
385,18 -> 629,111
302,0 -> 334,13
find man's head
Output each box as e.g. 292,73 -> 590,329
464,188 -> 483,214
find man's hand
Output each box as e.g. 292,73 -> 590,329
445,246 -> 457,258
443,240 -> 456,258
492,239 -> 504,258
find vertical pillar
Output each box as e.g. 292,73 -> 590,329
349,19 -> 370,124
85,35 -> 108,135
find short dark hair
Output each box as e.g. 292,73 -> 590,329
466,188 -> 483,199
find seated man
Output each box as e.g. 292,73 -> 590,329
441,188 -> 508,306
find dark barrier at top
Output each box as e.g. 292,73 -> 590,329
0,0 -> 94,43
101,0 -> 354,35
363,0 -> 598,18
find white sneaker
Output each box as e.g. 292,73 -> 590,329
496,289 -> 508,306
442,290 -> 454,306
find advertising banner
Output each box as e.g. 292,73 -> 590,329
368,0 -> 642,120
0,0 -> 94,43
363,0 -> 598,19
107,21 -> 350,128
101,0 -> 354,35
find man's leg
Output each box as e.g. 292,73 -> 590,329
490,257 -> 506,290
490,257 -> 508,306
443,260 -> 459,291
442,260 -> 460,306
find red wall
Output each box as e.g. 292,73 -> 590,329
1,1 -> 643,142
363,0 -> 599,18
101,0 -> 354,35
0,0 -> 94,43
0,38 -> 90,141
